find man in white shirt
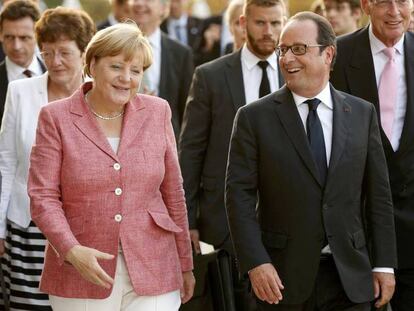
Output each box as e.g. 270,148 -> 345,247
0,0 -> 45,125
331,1 -> 414,310
227,11 -> 396,311
178,0 -> 285,309
129,0 -> 193,140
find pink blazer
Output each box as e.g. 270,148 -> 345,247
28,82 -> 193,298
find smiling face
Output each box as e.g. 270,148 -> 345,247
361,0 -> 413,47
90,53 -> 144,108
129,0 -> 168,35
279,19 -> 335,98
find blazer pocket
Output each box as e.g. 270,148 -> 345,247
148,210 -> 183,233
262,231 -> 288,249
201,176 -> 217,191
352,229 -> 366,249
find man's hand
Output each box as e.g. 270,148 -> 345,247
202,24 -> 221,52
0,239 -> 5,256
65,245 -> 115,289
249,263 -> 284,304
189,229 -> 201,254
181,271 -> 196,304
373,272 -> 395,308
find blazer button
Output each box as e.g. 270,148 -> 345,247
323,203 -> 329,210
115,188 -> 122,195
114,214 -> 122,222
113,163 -> 121,170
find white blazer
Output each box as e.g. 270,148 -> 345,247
0,72 -> 49,238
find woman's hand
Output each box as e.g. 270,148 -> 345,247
65,245 -> 115,289
180,271 -> 195,304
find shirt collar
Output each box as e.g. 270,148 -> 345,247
368,24 -> 404,56
170,14 -> 188,27
147,27 -> 162,49
5,54 -> 43,78
241,44 -> 278,71
292,82 -> 333,110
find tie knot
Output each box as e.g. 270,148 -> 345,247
257,60 -> 269,70
23,69 -> 32,78
305,98 -> 321,111
383,47 -> 395,60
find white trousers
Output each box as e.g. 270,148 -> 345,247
49,253 -> 181,311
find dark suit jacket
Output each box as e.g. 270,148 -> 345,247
330,27 -> 414,269
0,57 -> 46,126
96,18 -> 112,31
160,16 -> 204,55
178,51 -> 284,248
226,85 -> 397,304
159,33 -> 194,140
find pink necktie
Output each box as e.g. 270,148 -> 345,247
378,47 -> 398,141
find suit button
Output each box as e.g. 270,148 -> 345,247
113,163 -> 121,170
323,204 -> 329,210
114,214 -> 122,222
115,188 -> 122,195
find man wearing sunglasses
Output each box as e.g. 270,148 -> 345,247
226,11 -> 397,311
331,1 -> 414,309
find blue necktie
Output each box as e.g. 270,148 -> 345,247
305,98 -> 327,185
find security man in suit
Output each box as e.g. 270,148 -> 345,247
178,0 -> 285,309
129,0 -> 193,141
0,0 -> 45,125
226,11 -> 397,311
330,1 -> 414,310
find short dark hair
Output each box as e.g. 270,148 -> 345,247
35,7 -> 96,53
324,0 -> 360,10
244,0 -> 286,16
289,11 -> 337,68
0,0 -> 40,31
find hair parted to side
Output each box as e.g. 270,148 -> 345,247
0,0 -> 40,31
288,11 -> 337,68
244,0 -> 286,16
35,7 -> 96,52
84,21 -> 153,78
325,0 -> 360,10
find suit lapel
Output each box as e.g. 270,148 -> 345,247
159,34 -> 169,99
273,87 -> 322,187
70,85 -> 118,162
327,87 -> 349,182
347,28 -> 379,113
225,51 -> 246,111
396,32 -> 414,155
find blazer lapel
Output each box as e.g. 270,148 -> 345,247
117,96 -> 148,154
274,87 -> 322,187
70,86 -> 118,161
327,87 -> 349,182
225,51 -> 246,111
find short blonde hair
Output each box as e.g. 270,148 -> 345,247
84,21 -> 153,77
225,0 -> 244,26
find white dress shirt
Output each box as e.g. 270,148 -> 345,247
292,82 -> 393,274
369,25 -> 406,151
5,55 -> 43,82
241,45 -> 280,105
145,28 -> 162,96
167,15 -> 188,46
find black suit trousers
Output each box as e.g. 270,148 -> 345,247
257,256 -> 370,311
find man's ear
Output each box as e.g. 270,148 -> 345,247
360,0 -> 371,16
239,14 -> 247,30
324,45 -> 336,66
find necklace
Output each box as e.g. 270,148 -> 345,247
85,92 -> 125,121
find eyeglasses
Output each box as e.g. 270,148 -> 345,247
276,44 -> 327,57
372,0 -> 411,7
40,50 -> 78,61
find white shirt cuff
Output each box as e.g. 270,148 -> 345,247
372,267 -> 394,274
